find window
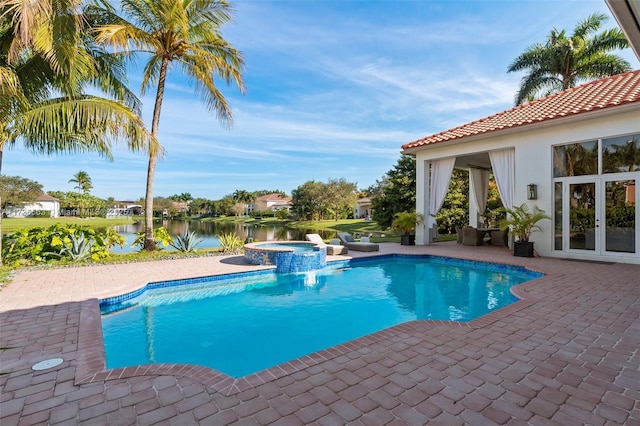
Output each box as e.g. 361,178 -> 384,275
553,140 -> 598,177
602,134 -> 640,174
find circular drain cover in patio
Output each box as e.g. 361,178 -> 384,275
32,358 -> 63,371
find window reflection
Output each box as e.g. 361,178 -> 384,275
554,182 -> 562,250
553,140 -> 598,177
605,180 -> 635,253
603,134 -> 640,173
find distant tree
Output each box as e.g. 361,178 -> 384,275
252,189 -> 287,198
291,181 -> 325,220
152,197 -> 175,217
232,190 -> 252,216
231,203 -> 246,216
214,196 -> 236,216
190,198 -> 213,216
61,193 -> 109,217
324,178 -> 358,221
0,176 -> 43,208
371,156 -> 416,229
169,193 -> 193,202
69,171 -> 93,194
508,13 -> 631,105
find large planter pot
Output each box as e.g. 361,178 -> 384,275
513,241 -> 534,257
400,234 -> 415,246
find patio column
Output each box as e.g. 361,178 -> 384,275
416,159 -> 429,245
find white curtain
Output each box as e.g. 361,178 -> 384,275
428,157 -> 456,230
470,169 -> 489,224
489,148 -> 515,210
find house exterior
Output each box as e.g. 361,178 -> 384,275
402,70 -> 640,264
251,193 -> 292,212
4,193 -> 60,218
354,198 -> 372,219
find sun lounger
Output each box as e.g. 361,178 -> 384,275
336,232 -> 379,252
305,234 -> 348,255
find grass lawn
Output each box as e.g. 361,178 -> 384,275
1,217 -> 136,233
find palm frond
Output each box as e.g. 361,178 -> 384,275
10,96 -> 159,157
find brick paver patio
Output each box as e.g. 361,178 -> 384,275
1,242 -> 638,425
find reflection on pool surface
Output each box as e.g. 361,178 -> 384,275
101,255 -> 542,377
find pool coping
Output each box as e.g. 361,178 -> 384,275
78,254 -> 549,396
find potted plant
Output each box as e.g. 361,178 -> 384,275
392,211 -> 425,246
499,203 -> 551,257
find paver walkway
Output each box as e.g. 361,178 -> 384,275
1,242 -> 639,425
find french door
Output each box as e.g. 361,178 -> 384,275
565,176 -> 638,256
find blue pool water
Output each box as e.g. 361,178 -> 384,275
101,255 -> 541,378
254,242 -> 316,252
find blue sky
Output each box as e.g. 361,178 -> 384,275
8,0 -> 640,201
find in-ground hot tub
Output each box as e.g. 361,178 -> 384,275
244,241 -> 327,273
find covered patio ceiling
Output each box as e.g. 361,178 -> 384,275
454,151 -> 492,171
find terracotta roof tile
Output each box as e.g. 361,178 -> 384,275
37,193 -> 59,202
402,70 -> 640,150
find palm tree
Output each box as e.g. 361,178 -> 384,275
93,0 -> 246,250
69,171 -> 93,194
508,13 -> 631,105
233,189 -> 253,216
0,0 -> 156,174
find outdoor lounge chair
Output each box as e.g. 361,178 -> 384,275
336,232 -> 379,252
305,233 -> 348,255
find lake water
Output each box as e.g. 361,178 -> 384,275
109,219 -> 336,253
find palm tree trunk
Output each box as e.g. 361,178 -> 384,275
143,57 -> 170,251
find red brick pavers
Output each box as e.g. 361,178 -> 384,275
1,244 -> 639,425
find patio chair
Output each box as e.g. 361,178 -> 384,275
490,229 -> 509,246
305,234 -> 348,255
461,226 -> 485,246
336,232 -> 379,252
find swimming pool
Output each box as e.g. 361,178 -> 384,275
101,255 -> 542,378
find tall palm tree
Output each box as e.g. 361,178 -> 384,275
508,13 -> 631,105
93,0 -> 246,250
69,170 -> 93,194
0,0 -> 156,174
233,189 -> 253,216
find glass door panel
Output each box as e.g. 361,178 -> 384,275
604,179 -> 635,253
569,182 -> 596,251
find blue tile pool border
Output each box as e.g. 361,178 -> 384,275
99,254 -> 544,313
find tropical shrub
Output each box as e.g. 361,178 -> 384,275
2,225 -> 125,266
170,231 -> 203,252
218,233 -> 244,254
51,233 -> 95,261
131,227 -> 173,250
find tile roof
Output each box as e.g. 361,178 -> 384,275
254,193 -> 290,202
402,69 -> 640,151
37,193 -> 59,202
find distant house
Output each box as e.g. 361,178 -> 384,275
251,193 -> 292,213
107,201 -> 143,218
4,193 -> 60,218
354,198 -> 372,219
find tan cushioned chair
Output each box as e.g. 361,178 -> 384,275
462,227 -> 484,246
